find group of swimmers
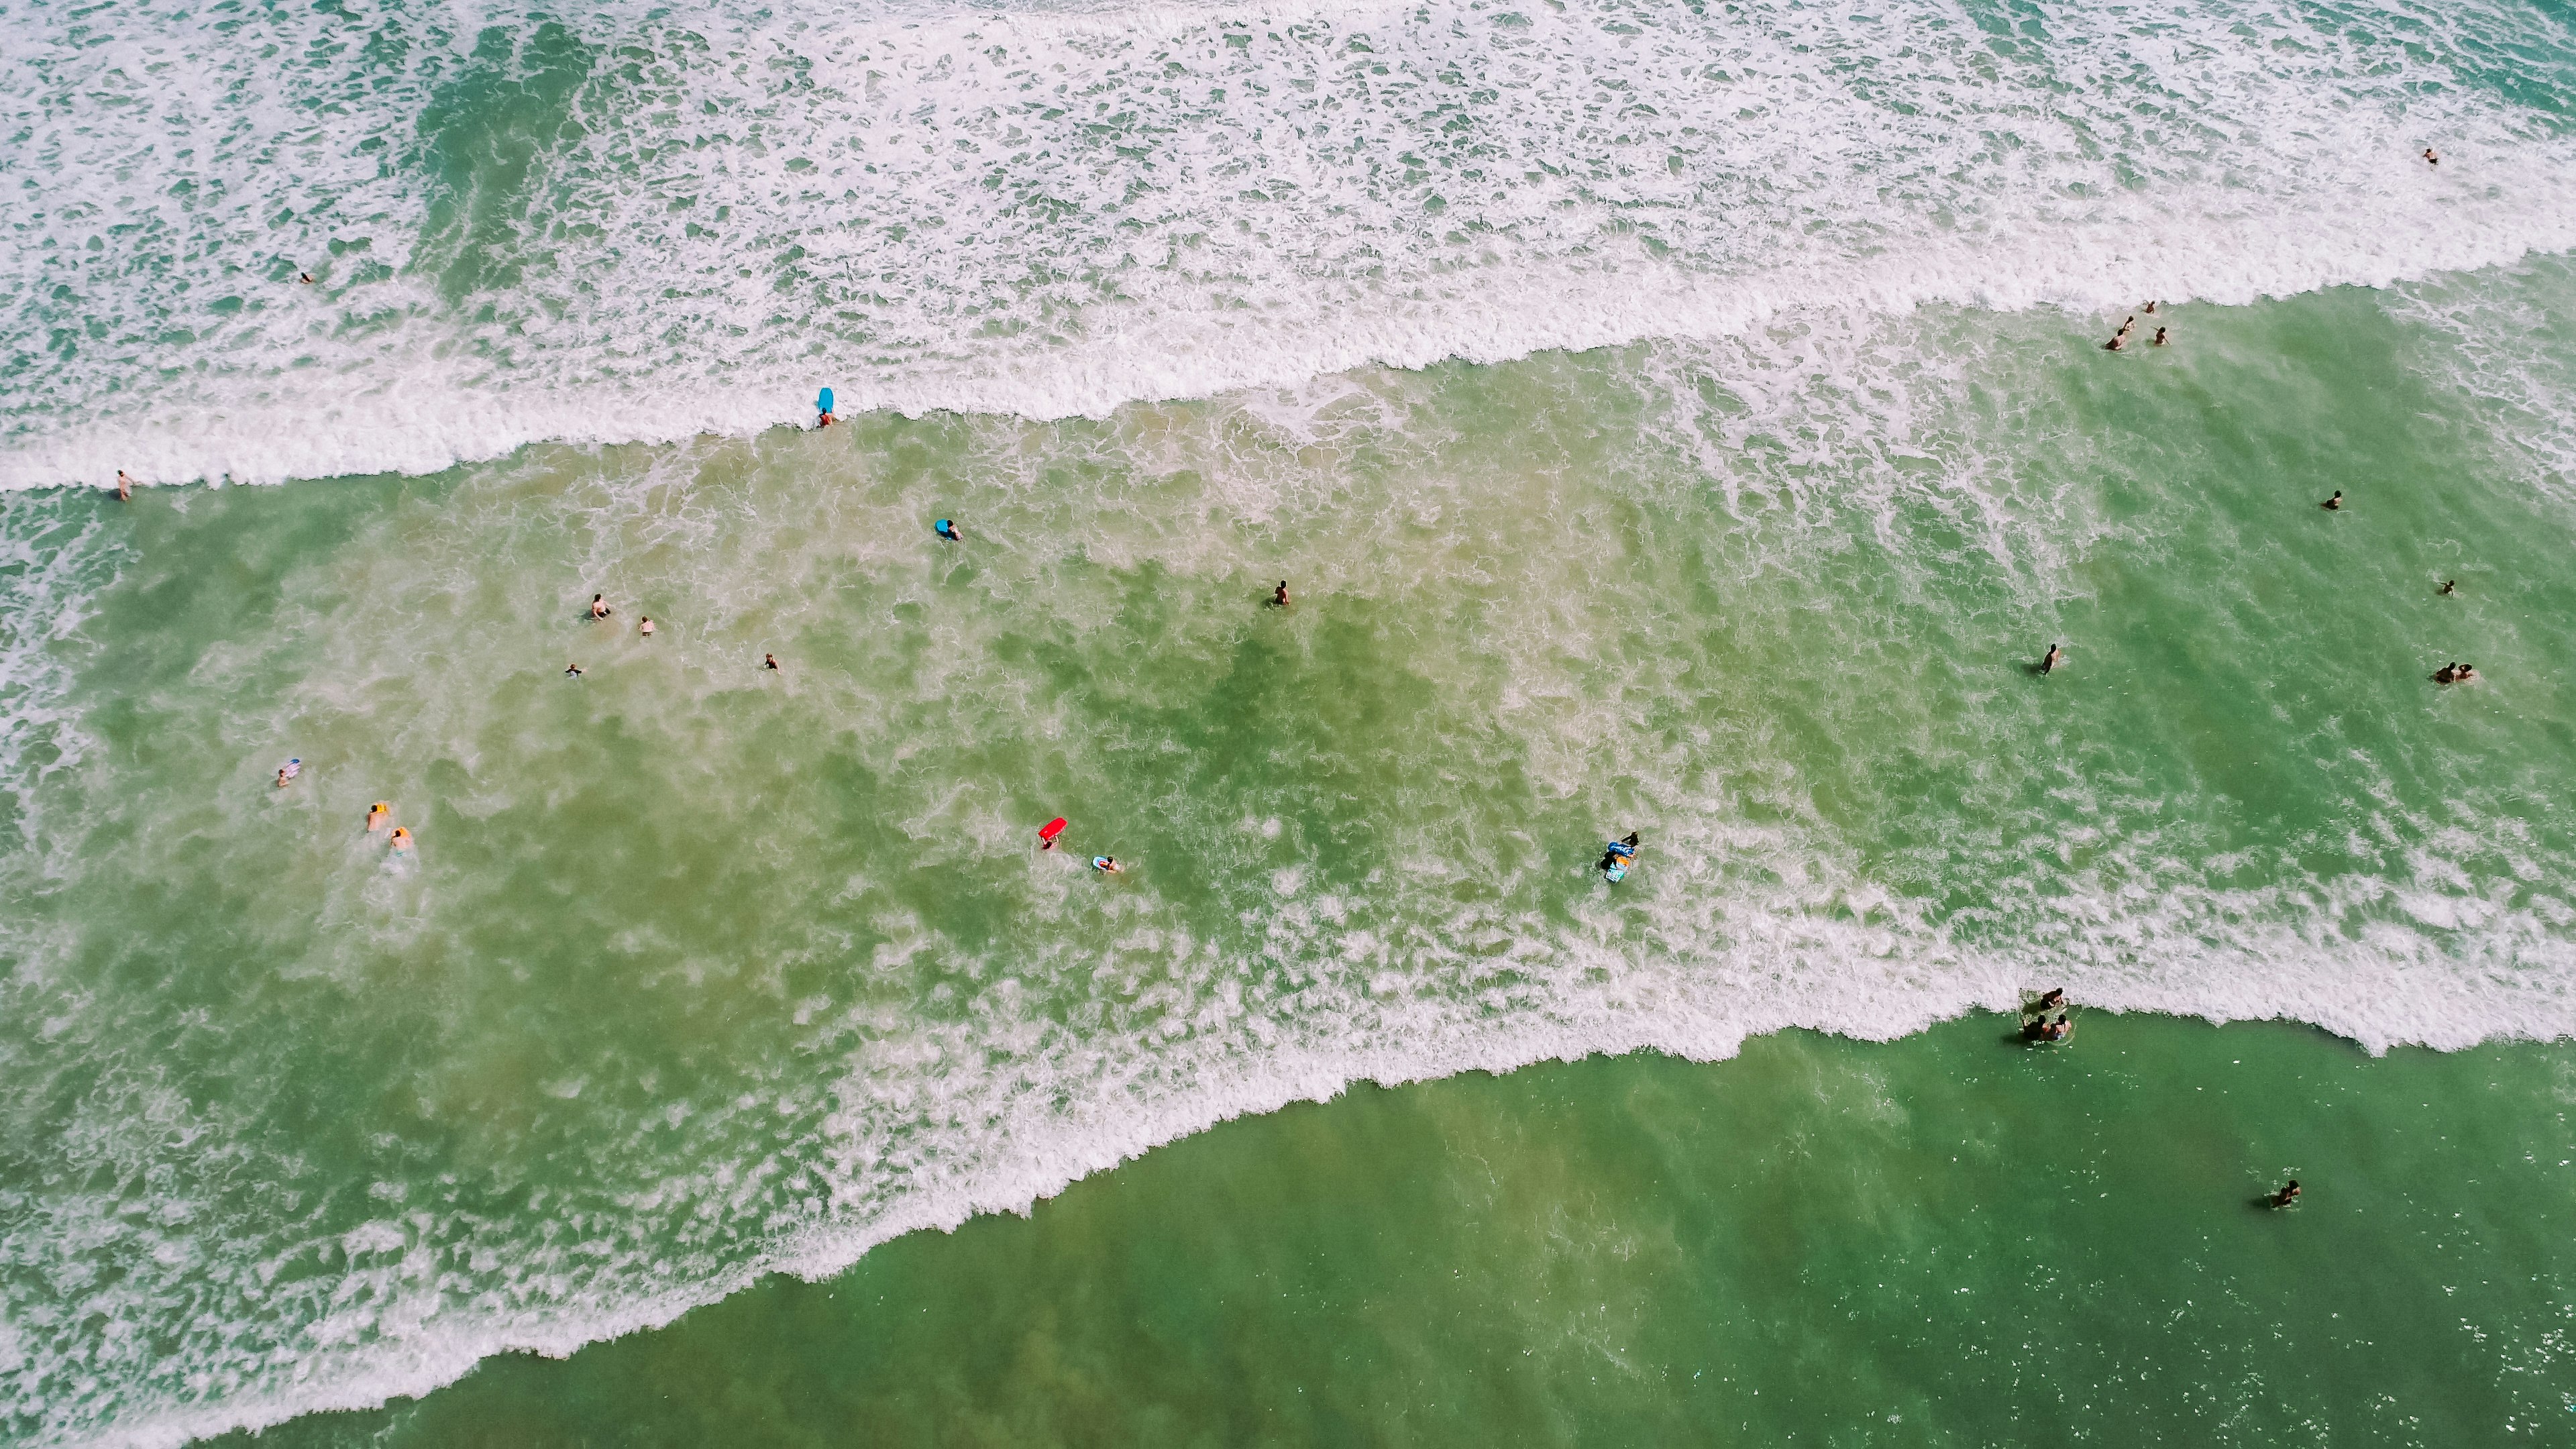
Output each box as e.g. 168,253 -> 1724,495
2100,301 -> 2170,352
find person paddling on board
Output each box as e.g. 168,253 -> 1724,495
1093,855 -> 1123,874
1600,831 -> 1640,877
816,387 -> 837,428
2269,1179 -> 2301,1208
1038,817 -> 1067,851
934,519 -> 961,541
276,759 -> 301,789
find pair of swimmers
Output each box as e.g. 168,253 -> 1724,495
2432,662 -> 2479,684
364,802 -> 414,851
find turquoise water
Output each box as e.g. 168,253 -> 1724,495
210,1016 -> 2576,1446
7,1 -> 2576,1444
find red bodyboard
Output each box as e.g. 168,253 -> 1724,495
1038,817 -> 1067,843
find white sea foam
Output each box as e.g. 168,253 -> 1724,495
6,0 -> 2576,487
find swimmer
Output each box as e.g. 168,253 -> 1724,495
2456,663 -> 2479,682
2433,663 -> 2459,684
590,594 -> 611,621
639,616 -> 655,638
2153,327 -> 2169,347
366,802 -> 391,832
2269,1179 -> 2301,1208
2322,491 -> 2343,511
1273,580 -> 1291,607
275,758 -> 301,789
1093,855 -> 1123,874
2117,315 -> 2135,336
299,272 -> 315,285
934,519 -> 961,541
2423,148 -> 2440,166
2143,301 -> 2157,315
817,409 -> 836,428
763,653 -> 780,671
565,663 -> 582,677
2044,1018 -> 2071,1041
389,826 -> 413,852
1600,831 -> 1640,872
2103,334 -> 2125,352
116,470 -> 132,502
2438,579 -> 2457,595
2039,642 -> 2063,675
2037,987 -> 2066,1012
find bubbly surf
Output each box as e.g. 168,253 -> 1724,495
9,0 -> 2576,486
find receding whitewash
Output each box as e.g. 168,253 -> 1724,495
7,0 -> 2576,486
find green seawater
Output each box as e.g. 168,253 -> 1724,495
215,1016 -> 2576,1447
7,270 -> 2576,1445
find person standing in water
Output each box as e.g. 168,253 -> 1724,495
2039,642 -> 2063,675
116,470 -> 132,502
2423,148 -> 2440,166
639,616 -> 655,638
1093,855 -> 1124,874
564,663 -> 583,677
590,594 -> 612,620
2322,491 -> 2343,511
2153,327 -> 2169,347
2269,1179 -> 2301,1208
2438,580 -> 2458,595
1272,581 -> 1291,607
763,653 -> 780,672
367,802 -> 391,832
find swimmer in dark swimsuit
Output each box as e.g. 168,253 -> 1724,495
2153,327 -> 2169,347
2438,580 -> 2457,595
2322,492 -> 2342,510
2040,643 -> 2063,675
565,663 -> 582,677
764,653 -> 780,671
1273,581 -> 1291,607
2269,1179 -> 2301,1208
2422,148 -> 2439,166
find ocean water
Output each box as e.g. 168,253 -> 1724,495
5,0 -> 2576,1444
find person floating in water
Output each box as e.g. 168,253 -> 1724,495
2438,579 -> 2457,595
639,616 -> 655,638
389,826 -> 414,853
934,519 -> 961,541
2152,327 -> 2169,347
564,663 -> 582,677
2321,491 -> 2343,511
763,653 -> 780,672
116,470 -> 132,502
590,593 -> 612,620
2422,148 -> 2440,166
1093,855 -> 1123,874
1273,580 -> 1291,607
276,758 -> 301,790
2039,642 -> 2063,675
366,802 -> 391,832
2269,1179 -> 2301,1208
